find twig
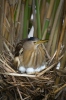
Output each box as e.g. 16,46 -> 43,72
56,16 -> 66,59
37,54 -> 64,76
49,45 -> 64,64
42,44 -> 51,60
12,76 -> 24,100
0,58 -> 15,72
4,42 -> 14,60
47,0 -> 64,52
0,72 -> 36,77
17,85 -> 24,100
54,84 -> 66,94
49,50 -> 57,64
37,62 -> 57,77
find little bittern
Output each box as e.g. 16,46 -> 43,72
14,37 -> 47,73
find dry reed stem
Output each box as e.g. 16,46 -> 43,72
56,16 -> 66,60
46,0 -> 55,19
4,42 -> 14,60
37,62 -> 57,77
0,58 -> 15,72
0,72 -> 36,77
49,50 -> 57,64
54,51 -> 66,86
42,44 -> 51,60
15,0 -> 21,28
40,0 -> 46,28
54,84 -> 66,94
37,54 -> 64,77
12,76 -> 24,100
47,0 -> 64,53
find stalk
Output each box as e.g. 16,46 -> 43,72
35,0 -> 41,39
23,0 -> 28,39
42,0 -> 55,40
47,0 -> 64,53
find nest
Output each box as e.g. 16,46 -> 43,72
0,42 -> 66,100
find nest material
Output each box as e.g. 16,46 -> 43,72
0,45 -> 66,100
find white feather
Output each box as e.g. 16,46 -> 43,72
26,68 -> 35,74
35,65 -> 46,72
18,65 -> 46,74
35,67 -> 41,72
39,65 -> 46,71
18,66 -> 26,73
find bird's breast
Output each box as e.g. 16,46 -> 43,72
22,45 -> 45,68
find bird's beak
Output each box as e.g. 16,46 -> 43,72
35,40 -> 48,45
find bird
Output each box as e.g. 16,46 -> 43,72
14,37 -> 48,74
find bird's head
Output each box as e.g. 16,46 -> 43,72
23,37 -> 48,50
